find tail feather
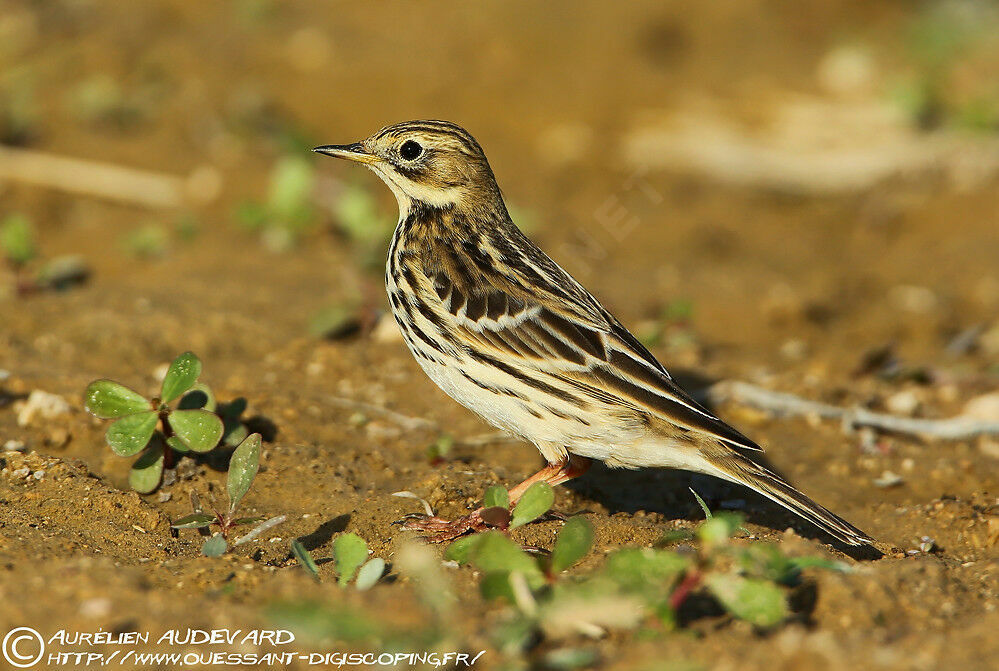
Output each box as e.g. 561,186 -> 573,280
708,451 -> 875,547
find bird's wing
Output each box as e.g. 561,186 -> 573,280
428,242 -> 761,452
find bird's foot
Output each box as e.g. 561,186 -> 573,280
399,506 -> 509,543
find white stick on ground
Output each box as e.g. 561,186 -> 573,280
708,380 -> 999,440
0,145 -> 185,208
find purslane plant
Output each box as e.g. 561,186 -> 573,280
446,504 -> 849,650
84,351 -> 248,492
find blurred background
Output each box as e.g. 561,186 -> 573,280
3,0 -> 998,368
2,2 -> 999,668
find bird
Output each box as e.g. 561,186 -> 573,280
313,120 -> 875,547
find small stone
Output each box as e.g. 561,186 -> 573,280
3,439 -> 26,452
32,470 -> 44,480
962,393 -> 999,421
371,314 -> 404,343
978,438 -> 999,459
888,285 -> 938,314
11,467 -> 30,478
78,597 -> 112,618
156,491 -> 172,503
45,428 -> 71,449
779,339 -> 808,361
873,470 -> 904,488
885,390 -> 920,416
16,390 -> 71,426
152,363 -> 170,382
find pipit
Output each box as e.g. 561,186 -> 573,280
314,120 -> 874,547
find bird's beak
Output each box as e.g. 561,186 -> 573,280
312,143 -> 380,164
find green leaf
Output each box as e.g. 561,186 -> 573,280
165,435 -> 190,453
106,411 -> 158,457
0,214 -> 36,265
227,433 -> 261,513
85,379 -> 150,419
696,513 -> 744,549
510,482 -> 554,528
291,539 -> 320,581
268,155 -> 315,221
689,487 -> 712,519
551,516 -> 594,573
484,485 -> 509,509
604,547 -> 690,592
479,571 -> 517,602
160,352 -> 202,403
202,534 -> 228,557
469,531 -> 543,587
128,441 -> 165,493
333,533 -> 368,587
705,573 -> 789,627
355,558 -> 385,591
169,409 -> 223,453
444,534 -> 482,565
231,516 -> 266,526
171,513 -> 216,529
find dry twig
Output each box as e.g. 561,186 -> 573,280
708,380 -> 999,440
0,146 -> 185,208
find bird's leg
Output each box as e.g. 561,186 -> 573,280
507,455 -> 591,504
400,456 -> 592,543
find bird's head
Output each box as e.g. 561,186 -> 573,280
314,120 -> 501,216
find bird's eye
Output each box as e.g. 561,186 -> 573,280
399,140 -> 423,161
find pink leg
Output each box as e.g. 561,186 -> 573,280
507,455 -> 591,503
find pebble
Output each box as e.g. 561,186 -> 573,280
888,285 -> 938,314
962,392 -> 999,421
78,598 -> 112,619
978,438 -> 999,460
4,439 -> 27,452
371,314 -> 404,343
11,467 -> 30,478
16,390 -> 71,426
873,471 -> 904,488
885,390 -> 920,416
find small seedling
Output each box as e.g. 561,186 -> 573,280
425,434 -> 453,466
84,352 -> 226,492
289,534 -> 385,589
122,224 -> 169,258
171,433 -> 283,556
330,181 -> 393,272
0,214 -> 87,297
236,155 -> 319,251
290,539 -> 321,581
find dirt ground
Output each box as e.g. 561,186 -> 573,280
2,2 -> 999,670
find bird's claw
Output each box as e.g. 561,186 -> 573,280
398,508 -> 493,543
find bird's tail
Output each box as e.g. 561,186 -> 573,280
705,449 -> 875,547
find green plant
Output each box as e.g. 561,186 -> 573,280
447,503 -> 849,652
172,433 -> 285,556
0,213 -> 35,268
288,534 -> 386,589
236,155 -> 319,251
83,352 -> 251,492
1,214 -> 91,297
330,181 -> 393,271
